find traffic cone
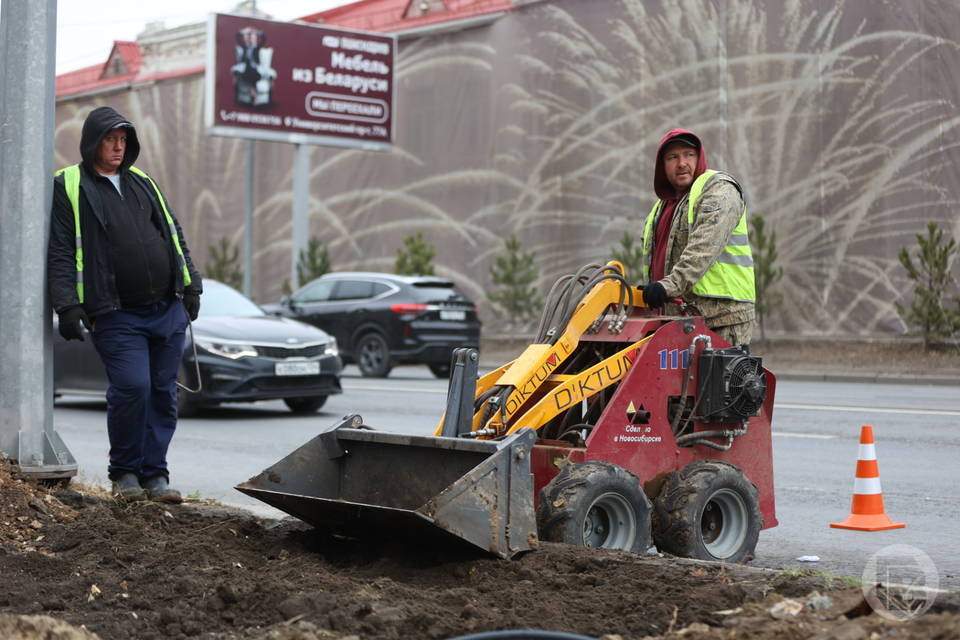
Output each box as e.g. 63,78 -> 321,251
830,425 -> 905,531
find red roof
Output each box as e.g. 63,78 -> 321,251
298,0 -> 516,34
56,3 -> 515,98
56,41 -> 143,97
56,40 -> 203,99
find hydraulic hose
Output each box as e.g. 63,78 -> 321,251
671,334 -> 712,437
676,422 -> 748,451
553,272 -> 632,343
491,262 -> 633,434
535,274 -> 575,343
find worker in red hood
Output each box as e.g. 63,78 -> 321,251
639,129 -> 756,347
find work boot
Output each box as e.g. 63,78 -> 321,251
141,475 -> 182,504
111,472 -> 146,502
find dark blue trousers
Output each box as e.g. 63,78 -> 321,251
91,298 -> 187,480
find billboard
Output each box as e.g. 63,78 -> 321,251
205,13 -> 396,150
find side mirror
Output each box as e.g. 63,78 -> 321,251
283,296 -> 301,313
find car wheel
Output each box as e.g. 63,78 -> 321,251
177,386 -> 201,418
428,363 -> 451,378
283,396 -> 328,413
355,333 -> 392,377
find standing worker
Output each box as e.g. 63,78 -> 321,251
640,128 -> 755,348
47,106 -> 203,503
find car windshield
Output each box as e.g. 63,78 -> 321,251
198,282 -> 265,318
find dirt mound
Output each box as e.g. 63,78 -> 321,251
0,614 -> 100,640
0,456 -> 957,640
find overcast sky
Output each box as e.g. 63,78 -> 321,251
53,0 -> 353,74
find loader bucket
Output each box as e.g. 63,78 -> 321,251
236,415 -> 538,559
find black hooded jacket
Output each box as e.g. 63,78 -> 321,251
48,106 -> 202,318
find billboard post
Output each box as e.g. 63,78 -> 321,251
292,144 -> 311,289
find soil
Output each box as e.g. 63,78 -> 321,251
1,454 -> 958,640
3,339 -> 958,639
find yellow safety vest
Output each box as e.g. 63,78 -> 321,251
54,164 -> 192,303
641,170 -> 755,302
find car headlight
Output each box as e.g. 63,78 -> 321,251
324,337 -> 338,357
194,338 -> 258,359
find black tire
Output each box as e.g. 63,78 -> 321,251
652,461 -> 762,563
355,333 -> 392,377
537,461 -> 652,552
177,389 -> 201,418
283,396 -> 328,413
428,362 -> 451,378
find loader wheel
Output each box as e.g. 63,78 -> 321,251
652,461 -> 761,563
537,461 -> 652,552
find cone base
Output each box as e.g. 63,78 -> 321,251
830,513 -> 905,531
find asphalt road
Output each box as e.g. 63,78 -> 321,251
52,368 -> 960,588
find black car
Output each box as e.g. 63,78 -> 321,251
54,280 -> 342,415
263,272 -> 481,377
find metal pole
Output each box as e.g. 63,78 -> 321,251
242,2 -> 256,299
243,139 -> 254,297
0,0 -> 77,478
291,143 -> 310,290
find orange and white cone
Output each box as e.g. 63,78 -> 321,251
830,425 -> 905,531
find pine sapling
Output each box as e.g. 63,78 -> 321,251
205,236 -> 243,290
297,236 -> 331,285
895,221 -> 960,350
750,215 -> 784,343
610,231 -> 645,282
488,234 -> 543,324
395,232 -> 436,276
282,235 -> 332,294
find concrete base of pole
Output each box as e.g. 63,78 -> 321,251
14,430 -> 78,480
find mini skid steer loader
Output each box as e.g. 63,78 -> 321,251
238,262 -> 777,562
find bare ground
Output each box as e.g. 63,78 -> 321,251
1,454 -> 958,640
2,339 -> 957,639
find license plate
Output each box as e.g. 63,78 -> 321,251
440,310 -> 466,321
275,361 -> 320,376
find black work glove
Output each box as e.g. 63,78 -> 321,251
183,293 -> 200,321
642,282 -> 668,309
58,306 -> 91,341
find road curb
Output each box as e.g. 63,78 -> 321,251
775,371 -> 960,386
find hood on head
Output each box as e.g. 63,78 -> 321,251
80,106 -> 140,173
654,128 -> 708,200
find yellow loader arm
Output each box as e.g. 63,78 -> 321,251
435,262 -> 649,438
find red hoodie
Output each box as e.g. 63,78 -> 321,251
649,128 -> 708,282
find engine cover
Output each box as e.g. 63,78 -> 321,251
695,347 -> 766,423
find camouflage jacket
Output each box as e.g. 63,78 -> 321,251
645,171 -> 755,329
